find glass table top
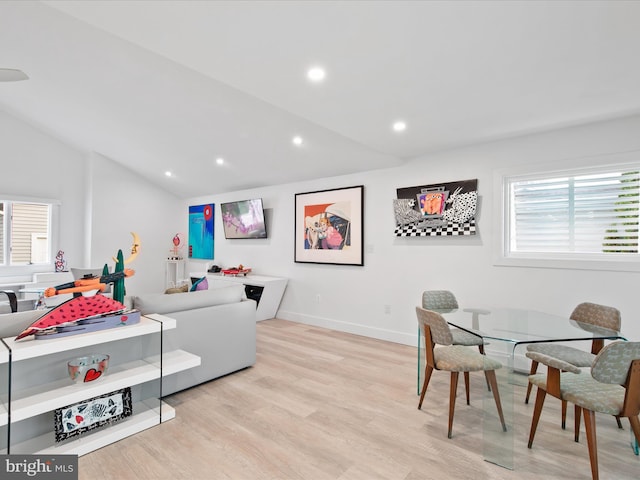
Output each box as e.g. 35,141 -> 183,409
440,307 -> 625,346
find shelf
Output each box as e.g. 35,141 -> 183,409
2,312 -> 195,455
147,349 -> 201,377
10,349 -> 199,423
10,399 -> 174,456
4,315 -> 176,362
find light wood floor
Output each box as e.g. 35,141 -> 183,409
79,319 -> 639,480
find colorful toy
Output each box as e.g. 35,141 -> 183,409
15,294 -> 132,340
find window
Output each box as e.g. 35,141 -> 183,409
0,200 -> 52,266
498,163 -> 640,271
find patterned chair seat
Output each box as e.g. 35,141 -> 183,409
435,345 -> 501,372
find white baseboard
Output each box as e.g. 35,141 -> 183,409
276,310 -> 417,346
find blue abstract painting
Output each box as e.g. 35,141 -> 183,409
189,204 -> 214,259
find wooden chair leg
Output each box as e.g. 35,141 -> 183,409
464,372 -> 470,405
574,405 -> 582,442
615,415 -> 623,429
448,372 -> 459,439
583,409 -> 599,480
561,400 -> 568,429
528,387 -> 547,448
418,365 -> 434,410
485,370 -> 506,432
525,360 -> 539,404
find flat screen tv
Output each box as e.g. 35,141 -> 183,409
221,198 -> 267,239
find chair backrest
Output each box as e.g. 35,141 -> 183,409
416,306 -> 453,345
422,290 -> 458,311
570,302 -> 621,331
591,341 -> 640,385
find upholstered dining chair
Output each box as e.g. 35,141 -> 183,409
420,290 -> 490,395
527,341 -> 640,480
524,302 -> 622,428
416,306 -> 506,439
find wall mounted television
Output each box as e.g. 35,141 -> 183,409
221,198 -> 267,239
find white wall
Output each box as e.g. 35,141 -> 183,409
186,114 -> 640,346
0,111 -> 184,295
87,152 -> 183,295
0,110 -> 86,273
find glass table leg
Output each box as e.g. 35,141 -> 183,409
482,342 -> 515,470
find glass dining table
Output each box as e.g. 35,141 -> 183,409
418,307 -> 628,469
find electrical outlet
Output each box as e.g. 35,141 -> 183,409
384,305 -> 391,314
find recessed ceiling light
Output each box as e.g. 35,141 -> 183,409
165,171 -> 173,177
307,67 -> 326,82
392,121 -> 407,132
292,136 -> 303,146
216,157 -> 224,165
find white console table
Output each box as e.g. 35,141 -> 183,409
200,273 -> 287,321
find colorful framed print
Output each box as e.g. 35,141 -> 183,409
188,203 -> 214,259
394,179 -> 478,237
295,185 -> 364,266
54,387 -> 133,442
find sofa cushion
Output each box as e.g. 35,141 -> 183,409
132,284 -> 244,315
190,276 -> 208,291
165,284 -> 189,294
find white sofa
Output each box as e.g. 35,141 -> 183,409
130,284 -> 257,396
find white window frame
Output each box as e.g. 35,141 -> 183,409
494,152 -> 640,273
0,195 -> 60,277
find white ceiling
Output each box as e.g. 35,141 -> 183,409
2,1 -> 640,198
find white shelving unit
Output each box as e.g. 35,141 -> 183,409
0,344 -> 7,453
202,273 -> 288,321
1,313 -> 200,455
165,259 -> 186,289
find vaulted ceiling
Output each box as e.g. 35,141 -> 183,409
2,1 -> 640,198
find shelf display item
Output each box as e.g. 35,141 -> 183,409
67,354 -> 110,383
54,387 -> 132,442
222,264 -> 251,276
15,294 -> 140,340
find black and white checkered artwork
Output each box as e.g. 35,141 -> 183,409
394,219 -> 476,237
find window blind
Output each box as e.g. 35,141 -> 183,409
509,169 -> 640,255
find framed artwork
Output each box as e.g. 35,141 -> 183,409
295,185 -> 364,266
188,203 -> 215,259
394,178 -> 478,237
55,387 -> 132,442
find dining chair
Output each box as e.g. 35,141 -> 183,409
420,290 -> 490,395
524,302 -> 622,428
416,306 -> 506,439
526,341 -> 640,480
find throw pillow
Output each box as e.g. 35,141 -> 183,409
190,276 -> 208,292
164,284 -> 189,294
